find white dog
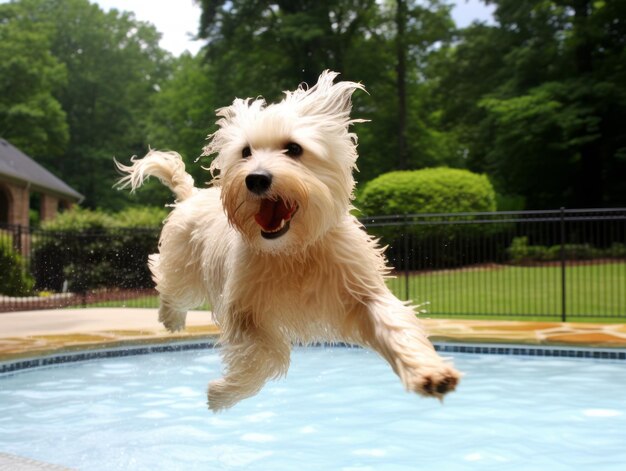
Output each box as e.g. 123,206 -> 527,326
116,71 -> 460,411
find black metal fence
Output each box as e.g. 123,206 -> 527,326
1,208 -> 625,321
0,225 -> 160,311
366,208 -> 626,321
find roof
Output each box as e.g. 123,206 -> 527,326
0,138 -> 83,202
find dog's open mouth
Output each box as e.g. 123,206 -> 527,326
254,197 -> 298,239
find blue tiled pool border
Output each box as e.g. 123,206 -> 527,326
2,341 -> 625,375
435,343 -> 626,360
0,341 -> 215,375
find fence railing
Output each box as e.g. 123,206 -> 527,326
0,225 -> 160,311
364,208 -> 626,321
1,208 -> 625,321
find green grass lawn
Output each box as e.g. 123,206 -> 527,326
85,295 -> 160,309
387,261 -> 625,323
86,262 -> 625,323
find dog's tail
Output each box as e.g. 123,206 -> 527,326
115,150 -> 196,202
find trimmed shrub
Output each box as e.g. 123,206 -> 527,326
507,236 -> 620,264
607,243 -> 626,258
114,206 -> 168,228
507,237 -> 551,263
32,207 -> 164,292
0,234 -> 34,296
41,207 -> 115,231
356,167 -> 496,216
355,168 -> 498,269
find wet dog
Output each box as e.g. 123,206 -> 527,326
116,71 -> 460,411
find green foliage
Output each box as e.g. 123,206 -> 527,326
0,1 -> 68,158
3,0 -> 626,214
198,0 -> 381,99
0,234 -> 35,296
1,0 -> 173,210
41,205 -> 167,231
356,167 -> 496,216
507,236 -> 625,264
434,0 -> 626,208
495,193 -> 526,211
114,206 -> 168,228
41,207 -> 115,231
33,207 -> 163,292
144,53 -> 217,189
357,168 -> 497,268
197,0 -> 459,183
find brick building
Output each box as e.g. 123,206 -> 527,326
0,139 -> 83,227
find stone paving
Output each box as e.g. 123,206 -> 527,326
1,308 -> 625,363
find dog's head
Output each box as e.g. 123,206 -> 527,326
203,71 -> 365,253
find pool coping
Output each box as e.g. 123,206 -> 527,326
2,338 -> 626,376
2,308 -> 626,372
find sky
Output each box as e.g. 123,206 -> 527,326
93,0 -> 495,56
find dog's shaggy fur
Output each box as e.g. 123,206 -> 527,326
116,71 -> 460,411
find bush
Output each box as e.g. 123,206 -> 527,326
607,243 -> 626,258
114,206 -> 168,228
495,193 -> 526,211
40,207 -> 115,231
355,168 -> 498,269
507,236 -> 619,264
356,167 -> 496,216
32,207 -> 164,292
0,234 -> 34,296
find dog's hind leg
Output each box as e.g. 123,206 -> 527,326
149,249 -> 205,332
208,315 -> 290,411
157,299 -> 188,333
358,295 -> 460,400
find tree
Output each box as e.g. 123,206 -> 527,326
395,0 -> 409,169
47,0 -> 172,209
435,0 -> 626,208
0,1 -> 68,158
197,0 -> 381,102
142,53 -> 217,202
195,0 -> 457,184
1,0 -> 172,209
353,0 -> 456,180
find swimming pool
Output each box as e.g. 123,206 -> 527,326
1,346 -> 625,470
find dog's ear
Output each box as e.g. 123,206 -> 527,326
202,97 -> 266,178
213,97 -> 265,128
285,70 -> 366,124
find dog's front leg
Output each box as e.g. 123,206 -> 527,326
208,317 -> 290,412
363,295 -> 460,399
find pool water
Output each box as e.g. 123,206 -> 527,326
1,347 -> 625,471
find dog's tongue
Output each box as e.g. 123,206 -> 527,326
255,198 -> 293,232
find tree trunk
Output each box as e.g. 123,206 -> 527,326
572,0 -> 604,208
396,0 -> 408,170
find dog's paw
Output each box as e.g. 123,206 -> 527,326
158,307 -> 186,332
162,319 -> 185,333
207,378 -> 238,412
410,364 -> 461,400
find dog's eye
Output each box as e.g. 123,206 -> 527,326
241,146 -> 252,158
285,142 -> 303,158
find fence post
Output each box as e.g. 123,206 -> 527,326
13,224 -> 22,254
403,214 -> 410,301
560,207 -> 567,322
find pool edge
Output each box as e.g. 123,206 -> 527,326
2,339 -> 626,375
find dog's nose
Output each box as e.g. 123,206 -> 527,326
245,171 -> 273,195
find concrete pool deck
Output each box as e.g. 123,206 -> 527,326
1,308 -> 626,363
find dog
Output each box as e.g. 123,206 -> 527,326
116,71 -> 460,411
